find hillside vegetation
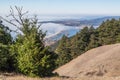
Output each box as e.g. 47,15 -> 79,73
55,18 -> 120,67
54,43 -> 120,77
0,7 -> 57,77
1,7 -> 120,79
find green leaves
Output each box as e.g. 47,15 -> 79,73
11,17 -> 57,77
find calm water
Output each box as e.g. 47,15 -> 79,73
38,15 -> 103,39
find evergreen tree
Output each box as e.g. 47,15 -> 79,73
2,7 -> 57,77
0,21 -> 13,71
70,33 -> 80,58
86,27 -> 100,50
55,35 -> 72,66
11,18 -> 57,77
86,33 -> 99,50
97,18 -> 120,45
55,18 -> 120,66
71,27 -> 90,58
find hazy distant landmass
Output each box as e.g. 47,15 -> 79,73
8,16 -> 120,46
40,16 -> 120,46
40,16 -> 120,27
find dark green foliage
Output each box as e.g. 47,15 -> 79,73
97,19 -> 120,45
1,9 -> 120,78
0,6 -> 58,77
70,27 -> 88,58
55,35 -> 72,66
11,18 -> 57,77
86,27 -> 100,50
70,26 -> 97,58
0,21 -> 13,71
86,33 -> 99,50
0,21 -> 12,44
55,18 -> 120,66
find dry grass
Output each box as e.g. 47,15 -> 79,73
1,44 -> 120,80
1,74 -> 120,80
0,73 -> 120,80
54,44 -> 120,77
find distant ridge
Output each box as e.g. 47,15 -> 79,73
40,16 -> 120,26
43,16 -> 120,46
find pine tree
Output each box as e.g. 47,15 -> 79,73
97,18 -> 120,45
10,18 -> 57,77
55,18 -> 120,66
86,33 -> 99,50
1,7 -> 57,77
0,21 -> 13,71
55,35 -> 72,66
85,26 -> 100,50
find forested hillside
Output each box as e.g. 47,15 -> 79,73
55,18 -> 120,67
1,7 -> 120,78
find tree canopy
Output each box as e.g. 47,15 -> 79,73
1,7 -> 57,77
0,20 -> 13,71
55,18 -> 120,66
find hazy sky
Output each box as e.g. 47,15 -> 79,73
0,0 -> 120,15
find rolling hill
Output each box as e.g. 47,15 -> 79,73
54,43 -> 120,78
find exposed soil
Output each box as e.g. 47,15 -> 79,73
54,44 -> 120,78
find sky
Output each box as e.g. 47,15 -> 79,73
0,0 -> 120,16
